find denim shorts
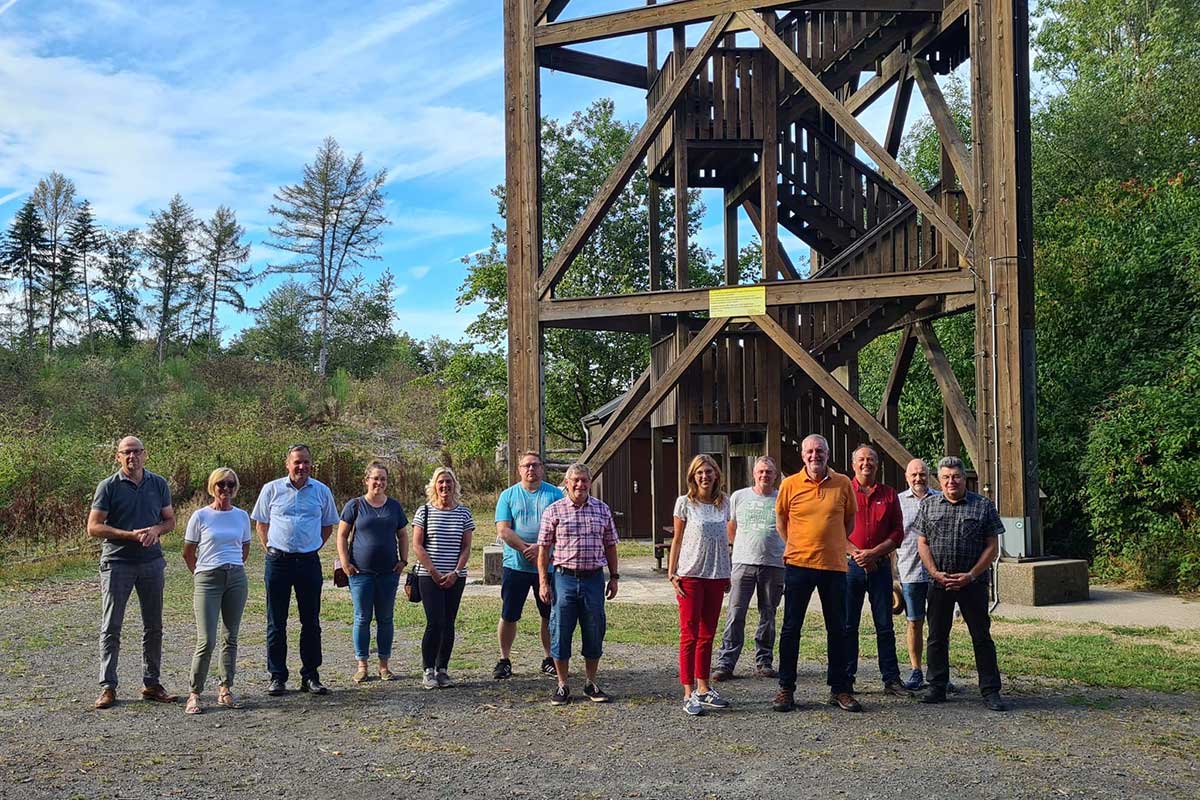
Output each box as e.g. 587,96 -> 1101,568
901,581 -> 929,621
549,570 -> 606,661
500,567 -> 551,623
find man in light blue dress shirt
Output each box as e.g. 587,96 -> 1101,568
251,445 -> 339,696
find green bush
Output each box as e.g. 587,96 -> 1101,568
1085,344 -> 1200,591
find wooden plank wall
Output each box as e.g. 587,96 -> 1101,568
650,330 -> 774,429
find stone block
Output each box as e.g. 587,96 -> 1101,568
483,545 -> 504,586
995,558 -> 1090,606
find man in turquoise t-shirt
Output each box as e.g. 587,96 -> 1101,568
493,451 -> 564,680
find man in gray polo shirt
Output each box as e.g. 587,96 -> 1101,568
87,435 -> 177,709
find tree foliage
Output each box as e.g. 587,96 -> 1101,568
65,200 -> 104,350
267,137 -> 389,377
1,199 -> 48,349
143,195 -> 198,363
195,206 -> 253,356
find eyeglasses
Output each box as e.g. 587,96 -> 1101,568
519,462 -> 543,470
215,481 -> 237,490
118,448 -> 145,456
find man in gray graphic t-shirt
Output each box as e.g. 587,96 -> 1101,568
713,456 -> 785,680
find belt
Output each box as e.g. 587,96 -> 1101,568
556,566 -> 602,578
266,547 -> 320,559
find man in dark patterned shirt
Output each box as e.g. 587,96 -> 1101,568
914,456 -> 1006,711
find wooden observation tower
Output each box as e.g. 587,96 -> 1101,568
503,0 -> 1082,598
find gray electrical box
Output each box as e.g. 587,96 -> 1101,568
1000,517 -> 1030,559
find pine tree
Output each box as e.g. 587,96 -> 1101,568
195,205 -> 253,357
65,199 -> 104,352
96,229 -> 143,348
32,172 -> 78,353
1,199 -> 49,349
267,137 -> 388,376
143,195 -> 197,363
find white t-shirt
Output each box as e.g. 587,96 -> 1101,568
673,496 -> 732,580
184,506 -> 252,572
729,487 -> 785,567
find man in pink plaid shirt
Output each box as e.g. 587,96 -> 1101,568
538,463 -> 619,706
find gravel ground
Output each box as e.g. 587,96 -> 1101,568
2,574 -> 1198,800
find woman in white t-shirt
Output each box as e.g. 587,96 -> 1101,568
667,454 -> 733,716
182,467 -> 252,714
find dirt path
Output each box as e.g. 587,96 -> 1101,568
1,568 -> 1198,800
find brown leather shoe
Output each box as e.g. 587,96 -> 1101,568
771,689 -> 795,712
755,665 -> 778,679
141,684 -> 177,703
94,688 -> 116,709
829,691 -> 863,712
711,667 -> 732,682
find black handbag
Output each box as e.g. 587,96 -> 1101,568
404,569 -> 421,603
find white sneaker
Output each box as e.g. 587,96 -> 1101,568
422,669 -> 437,690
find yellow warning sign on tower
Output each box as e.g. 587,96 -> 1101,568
708,286 -> 766,316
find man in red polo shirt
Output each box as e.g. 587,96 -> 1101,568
844,444 -> 910,697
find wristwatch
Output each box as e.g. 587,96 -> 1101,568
609,573 -> 620,580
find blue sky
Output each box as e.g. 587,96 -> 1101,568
0,0 -> 934,344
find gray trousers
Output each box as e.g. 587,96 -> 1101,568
715,563 -> 785,672
190,565 -> 249,693
98,558 -> 166,690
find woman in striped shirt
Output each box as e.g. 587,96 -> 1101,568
412,466 -> 474,689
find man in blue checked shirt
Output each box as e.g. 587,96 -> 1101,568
252,444 -> 339,697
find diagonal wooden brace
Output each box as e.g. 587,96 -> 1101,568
536,13 -> 733,299
912,320 -> 980,465
580,365 -> 651,465
586,316 -> 729,476
737,10 -> 974,265
752,313 -> 916,471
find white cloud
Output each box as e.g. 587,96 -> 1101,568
0,0 -> 21,17
408,266 -> 431,279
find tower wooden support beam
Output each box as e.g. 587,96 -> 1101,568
911,58 -> 977,205
540,269 -> 974,323
753,314 -> 916,470
913,320 -> 979,465
504,0 -> 543,477
535,13 -> 732,299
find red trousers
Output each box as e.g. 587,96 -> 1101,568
676,577 -> 726,686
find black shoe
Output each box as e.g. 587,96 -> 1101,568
983,692 -> 1008,712
541,657 -> 557,677
551,684 -> 570,706
493,659 -> 512,680
829,692 -> 863,712
300,678 -> 329,695
883,679 -> 915,698
583,682 -> 611,703
920,688 -> 948,704
267,679 -> 287,696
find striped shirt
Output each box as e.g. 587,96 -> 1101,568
538,495 -> 619,571
413,503 -> 474,577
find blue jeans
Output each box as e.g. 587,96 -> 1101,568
777,565 -> 850,693
549,570 -> 606,661
264,551 -> 323,682
348,572 -> 400,660
844,559 -> 901,686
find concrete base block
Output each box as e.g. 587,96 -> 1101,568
483,545 -> 504,586
996,558 -> 1090,606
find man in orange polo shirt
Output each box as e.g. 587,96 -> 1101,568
771,434 -> 859,712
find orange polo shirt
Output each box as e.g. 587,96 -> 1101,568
775,468 -> 856,572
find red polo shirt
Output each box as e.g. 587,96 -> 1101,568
849,478 -> 904,550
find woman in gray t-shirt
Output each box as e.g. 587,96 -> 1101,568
667,454 -> 733,716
